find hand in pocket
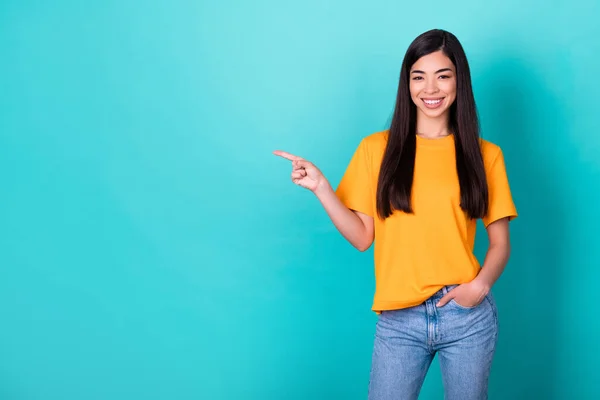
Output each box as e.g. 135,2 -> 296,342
436,280 -> 489,308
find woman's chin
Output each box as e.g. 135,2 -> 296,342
419,106 -> 450,119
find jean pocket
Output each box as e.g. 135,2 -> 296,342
449,298 -> 481,310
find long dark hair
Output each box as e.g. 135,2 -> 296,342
376,29 -> 488,220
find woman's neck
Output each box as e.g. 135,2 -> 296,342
416,112 -> 451,138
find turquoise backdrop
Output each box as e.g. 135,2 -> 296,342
1,1 -> 599,399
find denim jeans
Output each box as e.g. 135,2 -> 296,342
368,285 -> 498,400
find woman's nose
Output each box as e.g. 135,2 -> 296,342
424,80 -> 439,93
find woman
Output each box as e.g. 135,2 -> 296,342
274,29 -> 517,400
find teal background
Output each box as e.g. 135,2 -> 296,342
1,0 -> 599,399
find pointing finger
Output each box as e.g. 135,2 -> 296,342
273,150 -> 303,161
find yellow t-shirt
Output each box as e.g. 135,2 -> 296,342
335,130 -> 518,312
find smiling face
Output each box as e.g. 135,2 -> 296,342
409,50 -> 457,121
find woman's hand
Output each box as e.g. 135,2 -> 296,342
273,149 -> 374,251
436,279 -> 490,308
273,150 -> 330,194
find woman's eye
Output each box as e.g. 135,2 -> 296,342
439,75 -> 451,79
412,76 -> 423,80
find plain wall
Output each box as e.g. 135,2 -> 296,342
1,0 -> 599,399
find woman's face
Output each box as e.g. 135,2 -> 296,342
409,50 -> 457,120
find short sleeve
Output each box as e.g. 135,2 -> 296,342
482,148 -> 518,227
335,139 -> 374,217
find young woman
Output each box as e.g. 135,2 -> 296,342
274,29 -> 517,400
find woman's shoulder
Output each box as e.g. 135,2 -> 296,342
360,130 -> 389,150
479,138 -> 504,167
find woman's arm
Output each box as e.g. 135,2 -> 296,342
473,217 -> 511,289
314,181 -> 374,252
436,217 -> 511,307
274,150 -> 374,251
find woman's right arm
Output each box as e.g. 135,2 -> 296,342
274,150 -> 374,251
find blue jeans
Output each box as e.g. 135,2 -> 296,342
368,285 -> 498,400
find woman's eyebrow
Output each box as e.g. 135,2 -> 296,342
411,68 -> 454,74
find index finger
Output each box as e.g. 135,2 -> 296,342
273,150 -> 303,161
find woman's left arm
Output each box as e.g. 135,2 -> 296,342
473,216 -> 512,291
436,217 -> 511,307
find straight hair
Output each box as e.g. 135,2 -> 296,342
376,29 -> 488,220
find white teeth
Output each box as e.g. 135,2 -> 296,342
424,99 -> 442,104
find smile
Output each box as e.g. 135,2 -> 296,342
422,98 -> 444,109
